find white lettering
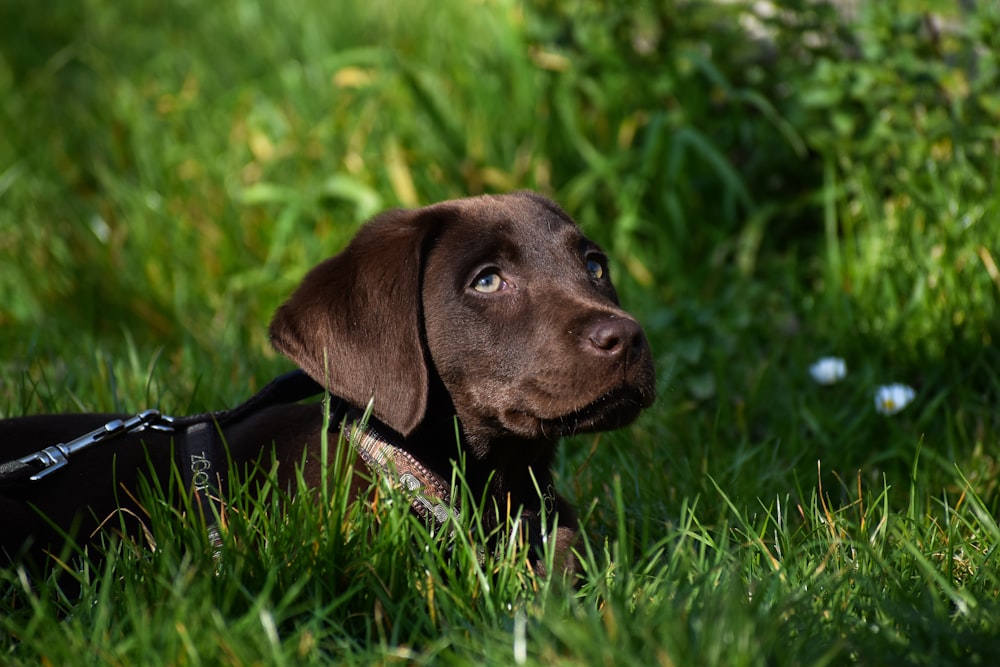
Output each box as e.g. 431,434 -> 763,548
190,452 -> 212,492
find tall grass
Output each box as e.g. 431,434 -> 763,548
2,0 -> 999,664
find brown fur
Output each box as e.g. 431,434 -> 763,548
2,192 -> 655,573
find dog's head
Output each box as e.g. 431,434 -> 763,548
269,192 -> 655,453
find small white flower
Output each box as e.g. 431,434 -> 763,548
809,357 -> 847,385
874,384 -> 916,415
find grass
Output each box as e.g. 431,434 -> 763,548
2,0 -> 999,664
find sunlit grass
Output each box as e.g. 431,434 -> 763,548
2,0 -> 999,664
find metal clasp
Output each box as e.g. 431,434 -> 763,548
17,409 -> 164,481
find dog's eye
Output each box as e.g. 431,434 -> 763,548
472,271 -> 505,293
586,258 -> 605,281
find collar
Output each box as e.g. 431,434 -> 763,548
345,419 -> 459,526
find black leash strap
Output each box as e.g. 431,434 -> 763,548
0,410 -> 164,484
0,370 -> 334,558
0,370 -> 325,488
2,369 -> 464,556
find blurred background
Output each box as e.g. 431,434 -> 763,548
0,0 -> 998,503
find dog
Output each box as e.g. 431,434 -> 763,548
1,191 -> 655,574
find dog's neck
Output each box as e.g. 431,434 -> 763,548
403,405 -> 561,525
358,373 -> 565,536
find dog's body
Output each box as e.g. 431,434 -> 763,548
1,192 -> 655,572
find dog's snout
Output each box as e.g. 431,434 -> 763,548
584,316 -> 645,360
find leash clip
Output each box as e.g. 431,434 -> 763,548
20,409 -> 163,481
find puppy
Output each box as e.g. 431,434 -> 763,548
1,192 -> 655,573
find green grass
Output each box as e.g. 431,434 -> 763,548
2,0 -> 1000,664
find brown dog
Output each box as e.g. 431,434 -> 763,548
1,192 -> 655,573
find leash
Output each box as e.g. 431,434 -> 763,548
1,369 -> 458,533
0,370 -> 326,488
0,410 -> 166,484
0,370 -> 330,554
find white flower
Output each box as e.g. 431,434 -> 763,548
874,384 -> 916,415
809,357 -> 847,385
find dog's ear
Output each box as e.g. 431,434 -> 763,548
269,207 -> 445,437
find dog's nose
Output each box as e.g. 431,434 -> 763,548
584,315 -> 646,361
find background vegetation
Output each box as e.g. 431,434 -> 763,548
1,0 -> 998,664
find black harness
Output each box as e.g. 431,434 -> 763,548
0,370 -> 327,489
0,369 -> 458,540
